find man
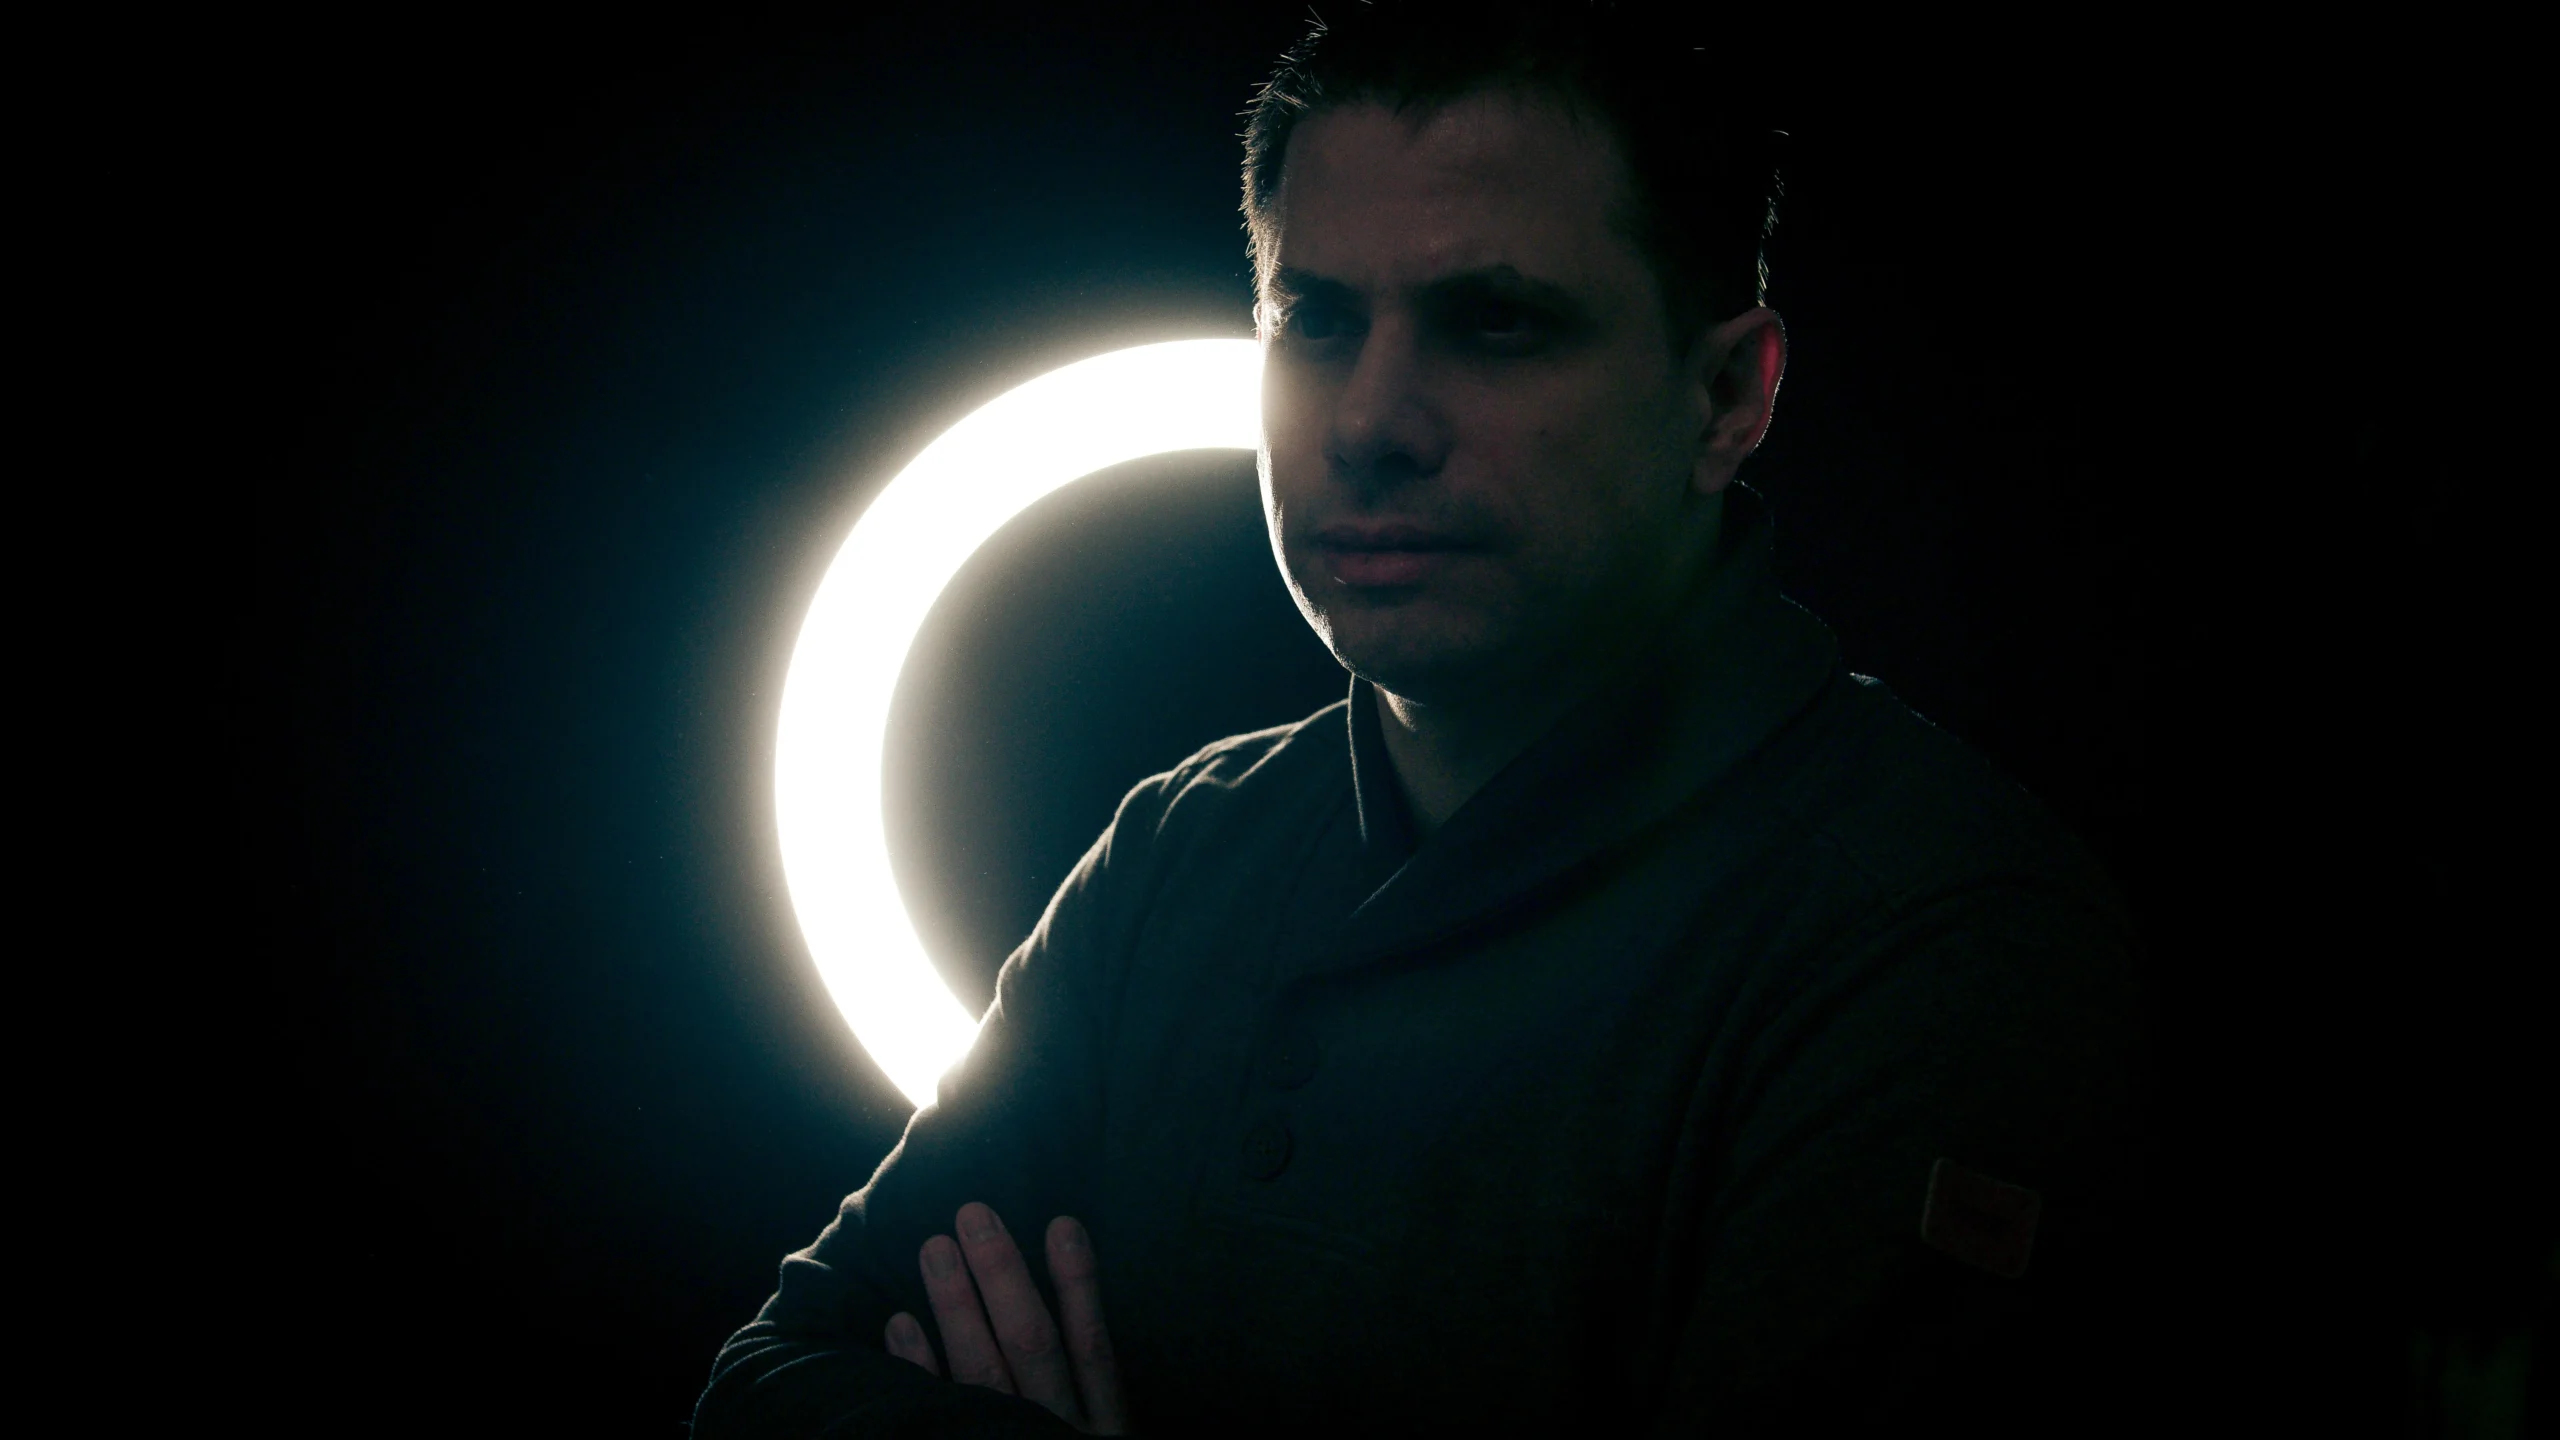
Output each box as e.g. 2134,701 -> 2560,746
697,4 -> 2147,1434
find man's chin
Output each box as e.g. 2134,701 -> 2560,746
1320,621 -> 1518,707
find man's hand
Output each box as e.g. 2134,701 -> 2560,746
884,1202 -> 1128,1435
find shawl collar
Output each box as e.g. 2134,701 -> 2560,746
1312,485 -> 1840,976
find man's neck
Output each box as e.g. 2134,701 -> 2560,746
1373,504 -> 1724,838
1371,675 -> 1586,838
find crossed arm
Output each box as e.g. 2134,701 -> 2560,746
883,1201 -> 1128,1435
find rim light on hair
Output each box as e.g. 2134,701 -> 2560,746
776,339 -> 1264,1108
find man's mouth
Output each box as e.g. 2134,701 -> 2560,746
1312,522 -> 1479,588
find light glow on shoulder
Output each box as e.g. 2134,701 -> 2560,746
775,338 -> 1264,1108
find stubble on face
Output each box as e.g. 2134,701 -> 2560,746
1256,88 -> 1714,708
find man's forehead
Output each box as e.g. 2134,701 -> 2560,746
1266,89 -> 1642,294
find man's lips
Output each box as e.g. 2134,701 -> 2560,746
1311,522 -> 1480,587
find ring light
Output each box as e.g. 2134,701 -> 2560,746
775,338 -> 1263,1107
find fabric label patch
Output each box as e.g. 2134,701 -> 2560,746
1921,1157 -> 2042,1279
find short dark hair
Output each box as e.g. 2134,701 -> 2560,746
1242,0 -> 1782,341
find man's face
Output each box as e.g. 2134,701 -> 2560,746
1257,88 -> 1722,704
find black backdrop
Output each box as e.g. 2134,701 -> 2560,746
250,11 -> 2544,1435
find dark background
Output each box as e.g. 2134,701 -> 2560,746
245,10 -> 2544,1436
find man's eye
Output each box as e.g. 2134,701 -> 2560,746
1291,306 -> 1352,341
1471,297 -> 1529,334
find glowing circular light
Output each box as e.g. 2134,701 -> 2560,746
776,338 -> 1264,1108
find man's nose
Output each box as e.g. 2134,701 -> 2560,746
1325,319 -> 1447,491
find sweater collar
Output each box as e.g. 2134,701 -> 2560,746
1324,484 -> 1841,970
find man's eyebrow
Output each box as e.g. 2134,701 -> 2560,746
1266,267 -> 1358,305
1418,264 -> 1583,312
1269,263 -> 1585,312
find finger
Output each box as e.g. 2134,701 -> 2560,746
883,1311 -> 940,1374
954,1202 -> 1083,1424
1047,1216 -> 1129,1436
919,1233 -> 1013,1393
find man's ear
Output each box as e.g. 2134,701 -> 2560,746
1688,306 -> 1787,497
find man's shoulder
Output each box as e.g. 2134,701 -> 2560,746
1779,674 -> 2126,927
1114,697 -> 1352,845
1732,675 -> 2147,1080
1168,698 -> 1351,788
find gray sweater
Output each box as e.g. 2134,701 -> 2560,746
695,488 -> 2149,1436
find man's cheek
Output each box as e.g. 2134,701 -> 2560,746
1263,442 -> 1331,523
1260,367 -> 1332,453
